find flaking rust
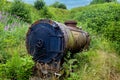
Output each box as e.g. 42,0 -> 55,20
26,19 -> 90,80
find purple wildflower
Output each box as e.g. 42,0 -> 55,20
4,25 -> 9,31
13,22 -> 17,27
0,12 -> 2,20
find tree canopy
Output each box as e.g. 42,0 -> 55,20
34,0 -> 45,10
50,1 -> 67,9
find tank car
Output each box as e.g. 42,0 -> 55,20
26,19 -> 90,79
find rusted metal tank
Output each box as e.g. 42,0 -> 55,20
58,20 -> 90,53
26,19 -> 90,80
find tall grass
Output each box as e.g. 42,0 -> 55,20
63,35 -> 120,80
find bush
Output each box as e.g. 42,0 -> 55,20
104,21 -> 120,54
34,0 -> 45,10
0,52 -> 34,80
50,1 -> 67,9
10,0 -> 31,23
39,6 -> 53,18
58,3 -> 67,9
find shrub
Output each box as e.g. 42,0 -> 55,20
10,0 -> 31,23
104,21 -> 120,54
0,52 -> 34,80
34,0 -> 45,10
50,1 -> 67,9
58,3 -> 67,9
39,6 -> 53,18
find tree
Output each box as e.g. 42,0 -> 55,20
50,1 -> 67,9
34,0 -> 45,10
90,0 -> 117,4
58,3 -> 67,9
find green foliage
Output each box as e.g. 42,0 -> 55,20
58,3 -> 67,9
0,52 -> 34,80
0,23 -> 28,48
24,4 -> 41,23
10,0 -> 31,23
50,1 -> 67,9
72,3 -> 120,24
49,7 -> 70,22
64,36 -> 120,80
104,21 -> 120,53
0,23 -> 11,63
34,0 -> 45,10
0,12 -> 29,63
90,0 -> 117,4
70,3 -> 120,54
39,6 -> 53,18
0,0 -> 6,10
64,3 -> 120,79
0,0 -> 12,11
0,10 -> 34,80
63,52 -> 78,77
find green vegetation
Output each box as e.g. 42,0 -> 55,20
0,11 -> 34,79
50,1 -> 67,9
10,0 -> 31,23
0,0 -> 120,80
34,0 -> 45,10
90,0 -> 117,4
70,2 -> 120,54
0,53 -> 34,80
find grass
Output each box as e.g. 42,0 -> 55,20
64,36 -> 120,80
0,1 -> 120,80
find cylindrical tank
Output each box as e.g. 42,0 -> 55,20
57,20 -> 90,53
26,19 -> 90,79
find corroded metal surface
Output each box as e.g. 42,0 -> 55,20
57,20 -> 90,53
26,19 -> 90,80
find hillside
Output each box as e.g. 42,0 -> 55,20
0,1 -> 120,80
65,2 -> 120,80
70,2 -> 120,54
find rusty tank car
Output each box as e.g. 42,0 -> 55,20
26,19 -> 90,80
